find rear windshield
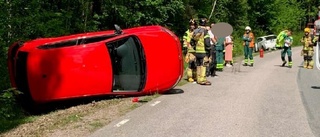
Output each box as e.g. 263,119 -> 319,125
265,36 -> 276,40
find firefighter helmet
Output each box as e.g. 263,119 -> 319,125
304,28 -> 310,33
189,19 -> 196,25
198,18 -> 207,26
245,26 -> 251,31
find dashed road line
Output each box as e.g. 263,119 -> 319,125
114,119 -> 130,127
150,101 -> 161,106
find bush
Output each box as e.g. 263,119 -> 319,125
292,31 -> 304,47
0,88 -> 29,133
0,88 -> 24,121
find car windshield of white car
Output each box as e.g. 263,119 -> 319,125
257,38 -> 263,42
265,36 -> 276,41
106,36 -> 146,91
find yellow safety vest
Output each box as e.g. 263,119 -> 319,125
195,33 -> 210,54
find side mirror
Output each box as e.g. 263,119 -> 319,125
114,24 -> 123,35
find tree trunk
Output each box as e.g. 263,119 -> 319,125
6,0 -> 12,44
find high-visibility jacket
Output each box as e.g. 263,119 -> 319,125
243,32 -> 254,47
183,29 -> 192,47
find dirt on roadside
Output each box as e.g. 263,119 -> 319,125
0,97 -> 149,137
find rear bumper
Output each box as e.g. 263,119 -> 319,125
7,41 -> 24,88
7,42 -> 32,100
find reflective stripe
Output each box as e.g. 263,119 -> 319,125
216,64 -> 224,69
244,59 -> 248,63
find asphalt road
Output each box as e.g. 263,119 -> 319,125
90,47 -> 318,137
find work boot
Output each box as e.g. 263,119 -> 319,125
303,61 -> 308,68
249,63 -> 253,67
282,61 -> 287,67
243,63 -> 248,66
288,62 -> 293,68
308,60 -> 314,69
187,78 -> 194,82
197,66 -> 211,86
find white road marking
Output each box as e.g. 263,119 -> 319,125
114,119 -> 130,127
150,101 -> 161,106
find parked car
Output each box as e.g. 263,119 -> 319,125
254,34 -> 277,52
7,25 -> 183,103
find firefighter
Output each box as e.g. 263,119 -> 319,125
281,30 -> 293,68
301,28 -> 316,69
242,26 -> 255,67
184,19 -> 197,82
192,18 -> 212,85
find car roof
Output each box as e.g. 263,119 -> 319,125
23,25 -> 163,45
257,35 -> 276,38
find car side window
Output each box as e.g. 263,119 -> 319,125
257,38 -> 263,43
106,36 -> 146,91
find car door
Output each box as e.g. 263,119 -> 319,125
106,36 -> 146,92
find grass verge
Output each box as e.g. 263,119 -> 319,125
0,93 -> 161,136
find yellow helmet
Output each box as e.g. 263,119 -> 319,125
304,28 -> 310,33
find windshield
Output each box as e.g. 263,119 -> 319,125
265,36 -> 276,40
106,36 -> 146,92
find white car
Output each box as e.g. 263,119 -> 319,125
254,35 -> 277,52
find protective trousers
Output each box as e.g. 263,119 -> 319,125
195,53 -> 210,85
281,46 -> 292,67
302,49 -> 314,69
208,47 -> 217,76
215,46 -> 224,70
244,45 -> 253,65
185,52 -> 197,82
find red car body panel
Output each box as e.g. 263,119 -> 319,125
7,25 -> 183,103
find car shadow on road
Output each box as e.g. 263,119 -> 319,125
162,88 -> 184,95
311,86 -> 320,89
274,64 -> 297,68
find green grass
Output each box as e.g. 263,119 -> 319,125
55,114 -> 83,128
0,116 -> 36,133
89,121 -> 104,132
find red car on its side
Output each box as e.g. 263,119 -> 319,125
7,25 -> 183,103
